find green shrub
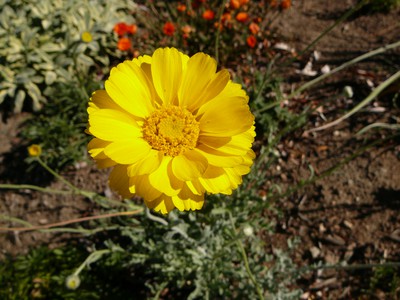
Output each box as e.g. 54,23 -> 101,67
0,0 -> 136,113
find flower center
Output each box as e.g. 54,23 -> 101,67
142,106 -> 200,156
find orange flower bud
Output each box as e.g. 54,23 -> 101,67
236,12 -> 249,23
202,9 -> 215,20
281,0 -> 291,9
177,3 -> 186,12
117,37 -> 131,51
126,24 -> 137,35
249,22 -> 260,34
230,0 -> 240,9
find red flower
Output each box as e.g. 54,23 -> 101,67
236,12 -> 249,23
280,0 -> 291,9
246,35 -> 257,48
202,10 -> 215,20
163,22 -> 175,36
117,37 -> 131,51
113,22 -> 128,36
114,22 -> 137,36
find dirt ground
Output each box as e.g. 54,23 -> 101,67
1,0 -> 400,298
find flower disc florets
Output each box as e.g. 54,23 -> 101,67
87,47 -> 256,214
142,106 -> 200,157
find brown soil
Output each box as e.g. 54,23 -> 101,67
1,0 -> 400,298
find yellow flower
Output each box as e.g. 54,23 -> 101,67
28,144 -> 42,157
81,31 -> 93,43
87,47 -> 255,214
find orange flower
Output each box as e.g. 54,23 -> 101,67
239,0 -> 249,4
202,9 -> 215,20
280,0 -> 291,9
181,25 -> 193,39
230,0 -> 240,9
236,12 -> 249,22
246,35 -> 257,48
126,24 -> 137,35
249,22 -> 260,34
163,22 -> 175,36
113,22 -> 128,36
177,3 -> 186,12
221,12 -> 232,23
117,37 -> 131,51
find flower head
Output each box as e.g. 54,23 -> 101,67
246,35 -> 257,48
113,22 -> 128,36
249,22 -> 260,35
65,275 -> 80,290
236,12 -> 249,22
163,22 -> 175,36
87,48 -> 255,214
202,10 -> 215,20
280,0 -> 291,9
28,144 -> 42,157
117,37 -> 131,51
81,31 -> 93,43
126,24 -> 137,35
177,3 -> 186,12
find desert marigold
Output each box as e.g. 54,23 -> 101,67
28,144 -> 42,157
87,47 -> 256,214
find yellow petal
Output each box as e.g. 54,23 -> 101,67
194,146 -> 243,167
88,109 -> 141,141
104,139 -> 151,164
129,175 -> 162,202
145,195 -> 175,214
151,47 -> 185,105
171,150 -> 208,181
185,180 -> 204,195
199,128 -> 254,156
197,94 -> 254,136
105,60 -> 154,118
148,155 -> 183,196
87,138 -> 110,159
178,52 -> 216,108
88,90 -> 121,115
199,167 -> 232,194
109,165 -> 134,199
172,185 -> 204,211
127,149 -> 163,177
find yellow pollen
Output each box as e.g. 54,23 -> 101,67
142,106 -> 200,156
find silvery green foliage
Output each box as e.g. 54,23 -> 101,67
0,0 -> 136,112
106,194 -> 303,299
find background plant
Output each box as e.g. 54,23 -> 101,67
0,0 -> 136,113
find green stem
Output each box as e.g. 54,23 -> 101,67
214,0 -> 225,64
0,183 -> 72,195
73,249 -> 112,276
229,213 -> 264,300
36,157 -> 78,192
